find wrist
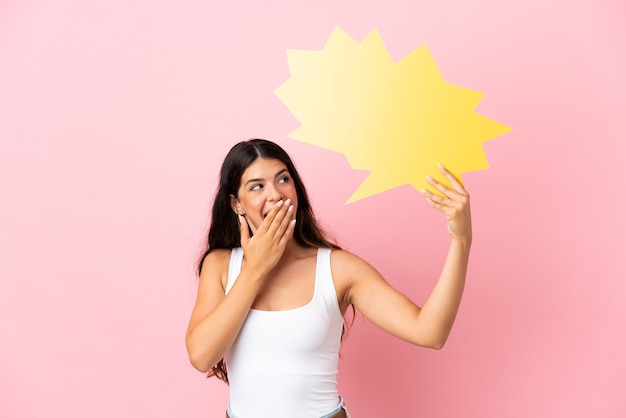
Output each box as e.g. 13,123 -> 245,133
450,235 -> 472,252
240,262 -> 271,283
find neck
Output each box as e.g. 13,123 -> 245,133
280,239 -> 315,261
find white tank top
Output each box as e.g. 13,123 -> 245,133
224,247 -> 344,418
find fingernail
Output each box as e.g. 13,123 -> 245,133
426,175 -> 432,181
285,198 -> 291,206
277,200 -> 284,207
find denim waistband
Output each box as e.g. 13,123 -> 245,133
226,396 -> 350,418
320,396 -> 349,418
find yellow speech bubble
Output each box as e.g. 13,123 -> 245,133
275,27 -> 511,203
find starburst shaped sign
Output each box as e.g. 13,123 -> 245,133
275,27 -> 511,203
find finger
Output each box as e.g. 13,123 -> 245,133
422,189 -> 469,219
425,176 -> 460,202
277,218 -> 297,248
422,188 -> 450,208
438,164 -> 468,195
239,214 -> 250,244
422,192 -> 451,215
258,199 -> 285,234
273,203 -> 294,239
421,188 -> 467,219
269,199 -> 293,239
426,174 -> 466,202
430,168 -> 471,210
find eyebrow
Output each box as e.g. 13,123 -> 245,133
245,168 -> 289,186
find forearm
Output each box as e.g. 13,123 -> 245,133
186,271 -> 263,372
417,237 -> 471,348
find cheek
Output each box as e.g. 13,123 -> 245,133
245,213 -> 263,232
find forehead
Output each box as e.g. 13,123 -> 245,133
241,158 -> 288,181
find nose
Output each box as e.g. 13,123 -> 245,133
266,184 -> 284,202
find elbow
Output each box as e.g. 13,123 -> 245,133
188,354 -> 211,373
186,343 -> 218,373
414,322 -> 452,350
426,339 -> 446,350
428,332 -> 451,350
414,333 -> 448,350
188,351 -> 222,373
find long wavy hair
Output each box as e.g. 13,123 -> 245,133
197,139 -> 343,383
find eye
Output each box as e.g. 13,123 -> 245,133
250,184 -> 263,191
278,176 -> 290,184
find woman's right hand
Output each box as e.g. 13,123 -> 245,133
238,199 -> 296,275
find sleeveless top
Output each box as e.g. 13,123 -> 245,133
224,247 -> 344,418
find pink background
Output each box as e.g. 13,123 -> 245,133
1,0 -> 625,417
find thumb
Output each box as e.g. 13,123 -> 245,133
238,215 -> 250,246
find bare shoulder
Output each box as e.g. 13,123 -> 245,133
201,248 -> 231,266
330,249 -> 386,309
200,249 -> 232,290
330,249 -> 380,279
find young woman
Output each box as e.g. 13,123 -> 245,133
186,139 -> 472,418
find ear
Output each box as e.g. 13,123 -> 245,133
230,194 -> 244,215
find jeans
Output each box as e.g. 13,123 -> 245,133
320,397 -> 350,418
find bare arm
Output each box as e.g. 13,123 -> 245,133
342,164 -> 471,349
185,200 -> 296,372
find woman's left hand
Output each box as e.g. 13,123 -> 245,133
421,164 -> 472,244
